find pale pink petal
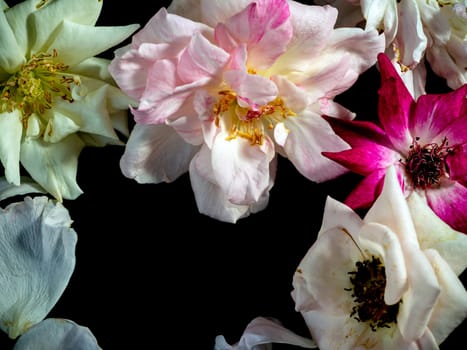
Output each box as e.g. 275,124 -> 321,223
425,182 -> 467,234
214,0 -> 292,69
120,124 -> 199,183
377,53 -> 414,153
166,116 -> 203,145
178,32 -> 229,83
132,8 -> 212,46
199,0 -> 252,28
410,85 -> 467,144
211,134 -> 274,205
271,75 -> 309,113
318,99 -> 355,120
223,69 -> 278,108
424,249 -> 467,345
283,113 -> 350,182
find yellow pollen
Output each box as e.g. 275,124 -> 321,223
0,49 -> 79,118
212,89 -> 295,145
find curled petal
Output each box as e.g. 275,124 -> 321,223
0,110 -> 22,185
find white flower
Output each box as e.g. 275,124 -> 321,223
0,0 -> 139,201
292,166 -> 467,349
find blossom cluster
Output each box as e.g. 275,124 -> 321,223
0,0 -> 466,349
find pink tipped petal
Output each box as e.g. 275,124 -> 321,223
211,135 -> 274,205
284,114 -> 351,182
344,168 -> 387,210
323,115 -> 390,148
120,124 -> 199,184
425,182 -> 467,234
322,144 -> 395,176
178,32 -> 229,83
377,53 -> 414,152
411,85 -> 467,143
446,144 -> 467,187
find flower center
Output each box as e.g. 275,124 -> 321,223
0,49 -> 79,118
403,137 -> 453,189
345,256 -> 400,331
213,90 -> 295,145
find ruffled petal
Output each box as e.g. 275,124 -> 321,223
407,191 -> 467,275
13,318 -> 101,350
0,197 -> 76,339
120,124 -> 199,184
0,110 -> 22,185
20,135 -> 85,201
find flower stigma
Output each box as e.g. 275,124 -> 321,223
213,90 -> 296,145
402,136 -> 453,189
0,49 -> 80,119
345,256 -> 400,331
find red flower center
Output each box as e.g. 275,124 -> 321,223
403,137 -> 453,189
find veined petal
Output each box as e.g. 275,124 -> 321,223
13,318 -> 101,350
0,9 -> 24,74
407,191 -> 467,275
425,182 -> 467,234
189,146 -> 271,223
0,196 -> 76,339
20,135 -> 85,201
0,110 -> 22,185
211,134 -> 274,205
410,85 -> 467,144
120,123 -> 199,184
46,20 -> 139,67
283,113 -> 350,182
424,249 -> 467,345
215,317 -> 316,350
377,53 -> 414,153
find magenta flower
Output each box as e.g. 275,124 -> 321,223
108,0 -> 384,223
323,52 -> 467,233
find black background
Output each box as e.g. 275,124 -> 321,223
0,1 -> 465,349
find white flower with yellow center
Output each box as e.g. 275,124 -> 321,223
0,0 -> 139,201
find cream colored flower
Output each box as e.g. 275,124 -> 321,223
0,0 -> 139,201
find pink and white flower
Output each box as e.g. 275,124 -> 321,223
109,0 -> 384,223
323,52 -> 467,233
292,166 -> 467,349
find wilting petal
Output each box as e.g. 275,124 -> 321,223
120,124 -> 200,184
13,318 -> 101,350
0,197 -> 77,339
20,135 -> 85,202
407,191 -> 467,275
214,317 -> 316,350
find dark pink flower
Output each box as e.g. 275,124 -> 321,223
323,53 -> 467,233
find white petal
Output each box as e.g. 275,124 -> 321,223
0,176 -> 45,201
0,110 -> 22,185
0,197 -> 77,339
0,9 -> 24,73
43,111 -> 81,143
318,196 -> 363,238
13,318 -> 101,350
120,123 -> 199,184
20,135 -> 85,201
215,317 -> 317,350
407,191 -> 467,276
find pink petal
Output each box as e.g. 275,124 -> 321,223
426,182 -> 467,234
214,0 -> 292,69
446,144 -> 467,187
344,168 -> 388,210
410,85 -> 467,144
377,53 -> 414,152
